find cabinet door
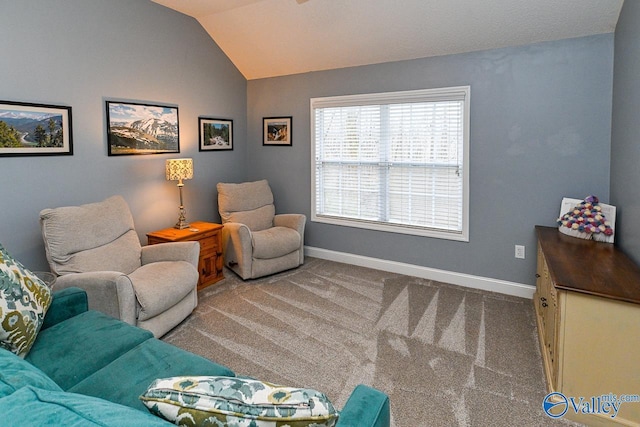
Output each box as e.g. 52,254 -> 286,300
535,245 -> 548,315
198,250 -> 219,288
542,268 -> 557,368
561,292 -> 640,424
195,229 -> 223,290
536,245 -> 558,389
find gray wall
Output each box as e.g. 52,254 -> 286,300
247,35 -> 614,286
0,1 -> 620,288
0,0 -> 247,270
611,0 -> 640,264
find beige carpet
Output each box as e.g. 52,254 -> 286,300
163,257 -> 580,427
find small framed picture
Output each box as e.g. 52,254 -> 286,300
106,100 -> 179,156
263,116 -> 292,146
199,117 -> 233,151
0,100 -> 73,157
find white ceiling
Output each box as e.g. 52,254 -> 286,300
152,0 -> 624,80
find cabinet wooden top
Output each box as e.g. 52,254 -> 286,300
536,226 -> 640,304
147,221 -> 223,241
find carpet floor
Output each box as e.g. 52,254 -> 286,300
163,257 -> 581,427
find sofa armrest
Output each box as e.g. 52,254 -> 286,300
54,272 -> 137,325
337,384 -> 390,427
141,241 -> 200,269
41,287 -> 88,331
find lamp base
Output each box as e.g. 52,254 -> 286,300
174,206 -> 190,229
174,220 -> 190,230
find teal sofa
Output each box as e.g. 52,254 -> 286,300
0,287 -> 390,426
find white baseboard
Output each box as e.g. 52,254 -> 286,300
304,246 -> 535,299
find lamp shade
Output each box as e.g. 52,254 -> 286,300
166,158 -> 193,181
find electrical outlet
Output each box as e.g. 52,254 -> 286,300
515,245 -> 525,259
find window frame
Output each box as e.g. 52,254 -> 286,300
310,86 -> 470,242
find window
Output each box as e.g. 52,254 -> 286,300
311,86 -> 469,241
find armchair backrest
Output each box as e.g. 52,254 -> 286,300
217,180 -> 276,231
40,195 -> 142,276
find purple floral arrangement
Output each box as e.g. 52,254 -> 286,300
557,195 -> 613,236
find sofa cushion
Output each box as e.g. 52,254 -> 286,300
0,349 -> 62,397
252,227 -> 301,259
0,386 -> 171,426
129,261 -> 198,321
69,338 -> 234,412
0,243 -> 52,358
26,310 -> 153,390
140,376 -> 339,427
40,195 -> 142,275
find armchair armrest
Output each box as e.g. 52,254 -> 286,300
221,222 -> 253,280
274,214 -> 306,234
41,287 -> 88,331
337,384 -> 390,427
55,271 -> 137,325
274,214 -> 306,265
141,241 -> 200,269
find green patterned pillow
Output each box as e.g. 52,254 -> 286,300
0,244 -> 52,358
140,376 -> 339,427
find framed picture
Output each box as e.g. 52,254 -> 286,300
199,117 -> 233,151
263,116 -> 292,146
106,101 -> 179,156
0,100 -> 72,157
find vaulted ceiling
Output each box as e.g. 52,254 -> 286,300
152,0 -> 623,80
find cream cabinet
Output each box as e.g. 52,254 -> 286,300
534,226 -> 640,426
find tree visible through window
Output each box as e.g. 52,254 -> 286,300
311,87 -> 469,241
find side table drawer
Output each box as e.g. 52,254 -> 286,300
147,236 -> 167,246
198,233 -> 219,253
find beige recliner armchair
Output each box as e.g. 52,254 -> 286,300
217,180 -> 305,280
39,195 -> 199,337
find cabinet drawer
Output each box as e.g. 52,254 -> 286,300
147,236 -> 167,245
198,235 -> 219,253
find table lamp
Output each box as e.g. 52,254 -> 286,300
166,158 -> 193,229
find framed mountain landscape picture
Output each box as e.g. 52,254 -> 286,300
0,100 -> 73,157
106,101 -> 179,155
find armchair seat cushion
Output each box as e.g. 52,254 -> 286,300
251,227 -> 301,259
130,261 -> 199,321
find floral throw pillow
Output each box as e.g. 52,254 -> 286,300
140,376 -> 339,427
0,244 -> 52,358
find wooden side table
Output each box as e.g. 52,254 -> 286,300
146,221 -> 224,291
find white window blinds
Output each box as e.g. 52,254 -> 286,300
311,87 -> 469,241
